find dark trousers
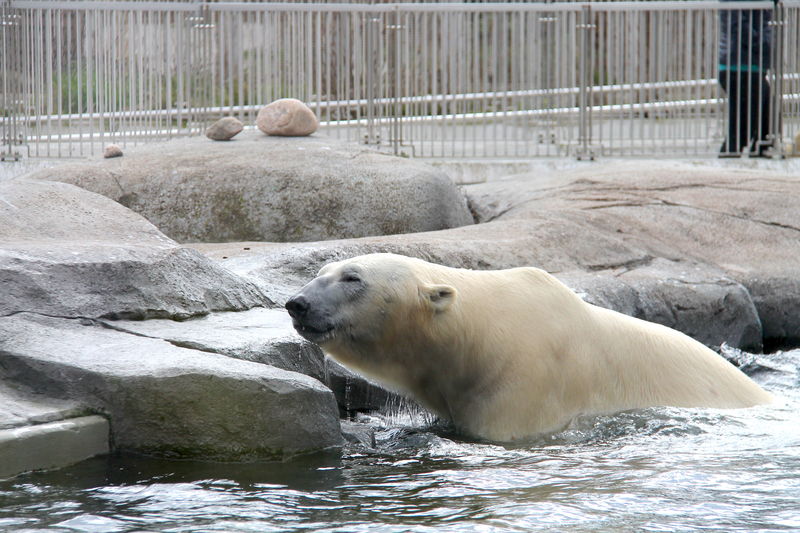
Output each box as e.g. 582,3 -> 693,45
718,70 -> 773,156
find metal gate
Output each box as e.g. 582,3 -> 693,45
1,1 -> 798,161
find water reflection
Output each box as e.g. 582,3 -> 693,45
1,350 -> 798,532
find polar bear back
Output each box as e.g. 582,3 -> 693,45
419,265 -> 772,439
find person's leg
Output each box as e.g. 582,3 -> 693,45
751,73 -> 773,156
719,70 -> 745,156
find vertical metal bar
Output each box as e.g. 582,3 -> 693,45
365,12 -> 375,145
577,4 -> 594,160
391,6 -> 400,156
769,0 -> 785,158
1,0 -> 22,161
55,7 -> 64,157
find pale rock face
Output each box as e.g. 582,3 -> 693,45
27,132 -> 473,244
205,117 -> 244,141
103,144 -> 123,158
256,98 -> 319,136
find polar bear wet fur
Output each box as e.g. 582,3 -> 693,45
286,253 -> 772,441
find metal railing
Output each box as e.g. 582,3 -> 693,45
1,1 -> 798,161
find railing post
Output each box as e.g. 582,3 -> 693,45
1,0 -> 24,161
364,13 -> 381,147
576,4 -> 595,161
389,6 -> 402,156
768,0 -> 786,158
186,1 -> 215,136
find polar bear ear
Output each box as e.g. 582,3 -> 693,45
422,284 -> 457,313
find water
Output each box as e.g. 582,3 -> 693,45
2,349 -> 799,533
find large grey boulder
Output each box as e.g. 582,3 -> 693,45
560,259 -> 763,351
467,162 -> 800,349
27,132 -> 474,243
743,276 -> 800,352
100,308 -> 404,415
0,179 -> 271,319
0,313 -> 343,460
190,161 -> 800,351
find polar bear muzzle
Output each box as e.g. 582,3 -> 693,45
285,293 -> 335,343
286,267 -> 368,344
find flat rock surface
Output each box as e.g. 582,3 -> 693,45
27,132 -> 474,243
101,308 -> 403,415
0,313 -> 343,460
101,308 -> 327,384
0,383 -> 84,430
467,162 -> 800,277
0,179 -> 271,320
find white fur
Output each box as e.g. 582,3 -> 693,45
304,253 -> 773,441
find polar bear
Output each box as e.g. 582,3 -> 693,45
286,253 -> 772,441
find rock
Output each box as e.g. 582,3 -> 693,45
256,98 -> 318,136
27,132 -> 473,243
100,308 -> 404,415
325,358 -> 402,416
205,117 -> 243,141
466,162 -> 800,349
103,144 -> 122,158
0,313 -> 343,460
100,308 -> 327,383
0,416 -> 109,479
0,179 -> 271,319
741,276 -> 800,351
0,382 -> 85,430
190,161 -> 800,350
560,259 -> 763,352
340,420 -> 376,449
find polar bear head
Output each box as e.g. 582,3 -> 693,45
285,253 -> 457,374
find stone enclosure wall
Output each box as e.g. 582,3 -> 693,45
2,132 -> 799,477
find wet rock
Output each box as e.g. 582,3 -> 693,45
325,358 -> 401,416
740,276 -> 800,351
0,313 -> 343,460
103,144 -> 122,158
256,98 -> 318,136
0,179 -> 271,319
340,420 -> 376,449
0,415 -> 109,479
27,132 -> 473,244
205,117 -> 243,141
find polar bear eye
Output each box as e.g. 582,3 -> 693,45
341,272 -> 362,283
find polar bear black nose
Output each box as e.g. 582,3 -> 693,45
285,295 -> 310,318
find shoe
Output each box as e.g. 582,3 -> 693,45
719,143 -> 741,158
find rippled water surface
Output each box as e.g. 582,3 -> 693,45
2,349 -> 799,532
